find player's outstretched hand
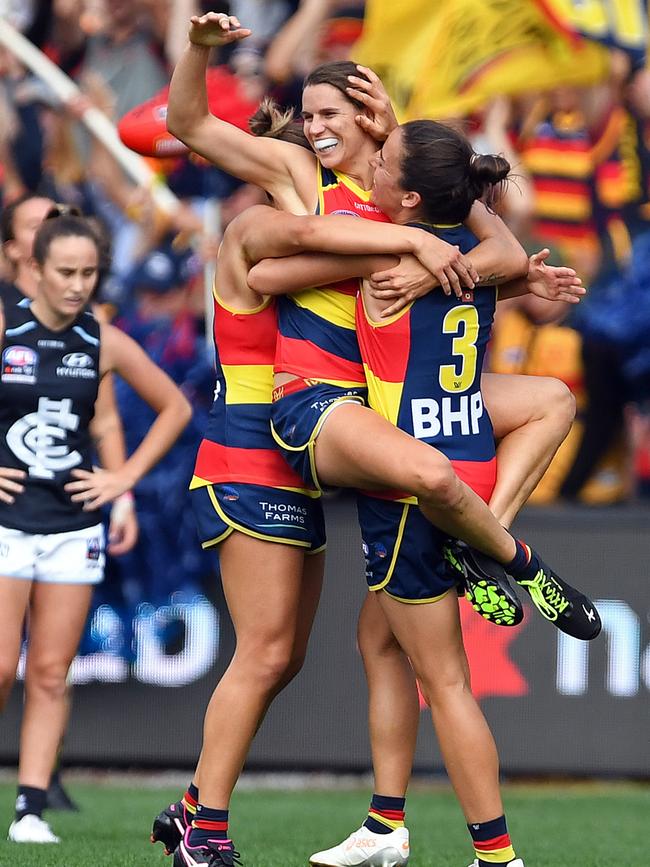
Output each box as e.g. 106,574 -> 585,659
65,467 -> 135,511
189,12 -> 252,48
0,467 -> 25,504
349,65 -> 398,141
528,249 -> 586,304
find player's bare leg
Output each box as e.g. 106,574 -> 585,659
358,593 -> 419,799
376,590 -> 521,867
313,402 -> 519,563
166,534 -> 324,865
0,577 -> 32,710
11,582 -> 93,844
482,373 -> 575,528
195,535 -> 323,806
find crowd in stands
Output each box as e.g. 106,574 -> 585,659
1,1 -> 649,643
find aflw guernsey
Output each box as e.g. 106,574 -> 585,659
190,290 -> 314,492
0,304 -> 101,533
356,223 -> 496,468
274,165 -> 390,387
0,280 -> 29,309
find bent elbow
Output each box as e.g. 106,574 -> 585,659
178,394 -> 193,430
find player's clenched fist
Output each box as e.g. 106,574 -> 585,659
188,12 -> 252,47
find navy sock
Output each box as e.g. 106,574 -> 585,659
506,539 -> 541,582
363,793 -> 406,834
191,804 -> 229,844
467,814 -> 515,865
188,782 -> 199,802
16,785 -> 47,821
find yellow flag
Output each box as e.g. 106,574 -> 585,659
354,0 -> 611,120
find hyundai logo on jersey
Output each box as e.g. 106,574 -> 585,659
62,352 -> 94,369
57,351 -> 97,379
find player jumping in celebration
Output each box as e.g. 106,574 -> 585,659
0,215 -> 191,844
166,11 -> 586,624
150,12 -> 594,867
156,151 -> 592,867
247,121 -> 596,867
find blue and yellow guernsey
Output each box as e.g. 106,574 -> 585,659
190,290 -> 314,492
355,222 -> 497,502
274,164 -> 391,387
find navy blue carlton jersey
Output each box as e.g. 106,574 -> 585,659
0,280 -> 29,309
355,222 -> 497,463
0,304 -> 102,533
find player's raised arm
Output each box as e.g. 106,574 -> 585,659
167,12 -> 315,197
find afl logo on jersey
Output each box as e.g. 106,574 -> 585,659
2,346 -> 38,384
331,209 -> 359,218
57,352 -> 96,379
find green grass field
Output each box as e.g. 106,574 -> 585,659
0,781 -> 646,867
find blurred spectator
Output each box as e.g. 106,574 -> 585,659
108,241 -> 214,624
265,0 -> 365,106
52,0 -> 169,120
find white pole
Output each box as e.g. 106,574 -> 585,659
0,18 -> 180,216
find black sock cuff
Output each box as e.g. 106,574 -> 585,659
467,813 -> 508,841
16,785 -> 47,820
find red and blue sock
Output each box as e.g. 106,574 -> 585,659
191,804 -> 229,846
363,794 -> 406,834
181,782 -> 198,818
468,814 -> 516,865
507,539 -> 541,583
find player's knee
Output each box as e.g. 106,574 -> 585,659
418,666 -> 468,708
24,661 -> 69,702
239,640 -> 296,692
416,458 -> 462,509
540,377 -> 576,431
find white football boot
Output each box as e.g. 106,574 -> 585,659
310,826 -> 409,867
8,813 -> 60,843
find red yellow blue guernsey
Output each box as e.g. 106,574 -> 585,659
356,222 -> 497,502
191,291 -> 314,492
355,223 -> 497,600
274,164 -> 391,387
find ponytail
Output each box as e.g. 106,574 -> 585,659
249,97 -> 310,149
400,120 -> 510,224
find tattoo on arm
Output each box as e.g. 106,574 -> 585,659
477,272 -> 506,284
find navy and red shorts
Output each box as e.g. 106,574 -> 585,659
192,481 -> 326,554
357,457 -> 497,602
270,378 -> 367,490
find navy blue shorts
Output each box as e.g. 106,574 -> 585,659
192,482 -> 326,553
270,381 -> 367,490
356,493 -> 455,603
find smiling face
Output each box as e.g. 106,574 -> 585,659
34,235 -> 99,325
301,83 -> 375,175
